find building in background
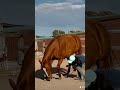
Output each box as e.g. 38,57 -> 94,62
0,22 -> 34,70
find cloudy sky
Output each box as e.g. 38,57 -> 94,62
0,0 -> 119,36
0,0 -> 34,26
35,0 -> 85,36
86,0 -> 120,14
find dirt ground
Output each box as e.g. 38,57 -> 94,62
0,61 -> 19,90
0,76 -> 17,90
0,52 -> 85,90
35,52 -> 85,90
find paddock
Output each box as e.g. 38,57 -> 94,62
35,51 -> 85,90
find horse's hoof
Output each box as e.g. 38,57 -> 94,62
50,76 -> 53,79
64,74 -> 68,78
46,78 -> 51,81
64,73 -> 69,78
45,77 -> 51,81
65,75 -> 68,78
59,77 -> 62,80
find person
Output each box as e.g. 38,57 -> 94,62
74,54 -> 85,80
65,55 -> 76,77
66,54 -> 85,80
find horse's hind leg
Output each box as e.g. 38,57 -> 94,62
57,58 -> 63,79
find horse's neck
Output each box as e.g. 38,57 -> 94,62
42,52 -> 53,65
44,45 -> 54,59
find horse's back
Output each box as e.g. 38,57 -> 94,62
54,34 -> 81,58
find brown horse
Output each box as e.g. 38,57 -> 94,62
86,19 -> 112,70
40,34 -> 81,80
9,42 -> 35,90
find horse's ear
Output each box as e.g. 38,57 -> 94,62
9,79 -> 16,88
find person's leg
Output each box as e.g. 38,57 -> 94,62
77,70 -> 81,79
76,66 -> 85,77
66,63 -> 71,77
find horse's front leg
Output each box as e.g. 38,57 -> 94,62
49,60 -> 54,79
57,58 -> 63,79
45,66 -> 52,81
46,60 -> 53,80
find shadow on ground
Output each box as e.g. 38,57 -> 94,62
35,67 -> 76,80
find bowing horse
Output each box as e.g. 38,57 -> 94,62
40,34 -> 82,81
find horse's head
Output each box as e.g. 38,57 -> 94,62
39,58 -> 52,81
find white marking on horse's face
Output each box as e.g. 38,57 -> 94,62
43,68 -> 48,77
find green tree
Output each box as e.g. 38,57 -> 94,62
70,30 -> 76,33
69,30 -> 84,34
52,30 -> 65,37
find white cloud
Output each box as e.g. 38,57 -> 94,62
35,2 -> 85,34
36,3 -> 70,12
35,2 -> 85,13
65,0 -> 84,3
